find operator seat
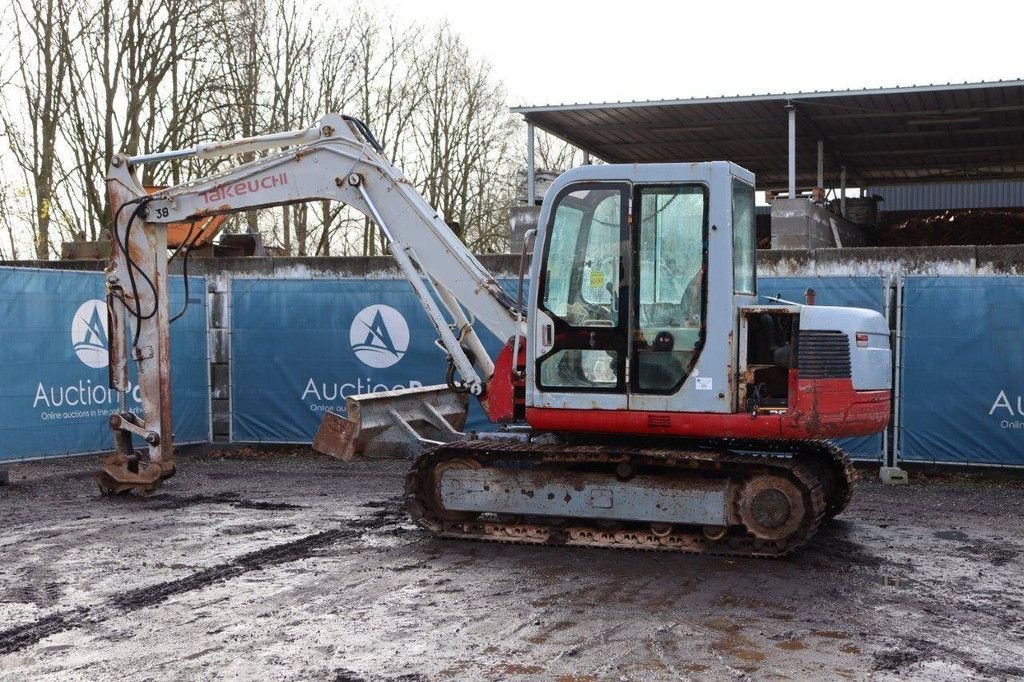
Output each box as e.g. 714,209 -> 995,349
637,331 -> 685,391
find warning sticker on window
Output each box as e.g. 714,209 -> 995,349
589,270 -> 605,288
695,377 -> 713,391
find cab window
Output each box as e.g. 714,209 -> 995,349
634,185 -> 707,392
732,179 -> 756,295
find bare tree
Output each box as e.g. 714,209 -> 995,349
409,23 -> 517,254
58,0 -> 223,241
309,20 -> 356,256
0,182 -> 19,260
535,130 -> 584,173
1,0 -> 77,258
0,0 -> 525,259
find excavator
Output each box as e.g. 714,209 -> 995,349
99,113 -> 891,556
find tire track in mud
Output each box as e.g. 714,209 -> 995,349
0,501 -> 406,655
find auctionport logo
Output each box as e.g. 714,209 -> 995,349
71,299 -> 109,369
349,304 -> 409,369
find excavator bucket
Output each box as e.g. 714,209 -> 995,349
313,384 -> 469,460
95,452 -> 175,495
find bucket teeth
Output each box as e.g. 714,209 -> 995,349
95,453 -> 174,496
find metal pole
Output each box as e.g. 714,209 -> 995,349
882,275 -> 893,466
527,122 -> 536,205
892,276 -> 904,467
583,151 -> 591,166
786,104 -> 796,199
816,139 -> 824,189
840,165 -> 847,216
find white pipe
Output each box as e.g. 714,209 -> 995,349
816,139 -> 824,189
127,125 -> 321,165
840,165 -> 848,216
787,105 -> 796,199
527,123 -> 536,205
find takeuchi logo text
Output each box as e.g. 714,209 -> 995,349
200,173 -> 288,204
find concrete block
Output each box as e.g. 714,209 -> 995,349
211,363 -> 230,400
208,291 -> 229,329
209,329 -> 230,364
770,219 -> 810,237
773,235 -> 813,250
509,206 -> 540,251
212,399 -> 231,438
880,466 -> 909,485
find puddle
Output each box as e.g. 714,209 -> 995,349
934,530 -> 969,542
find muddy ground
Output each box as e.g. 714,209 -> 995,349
1,449 -> 1022,681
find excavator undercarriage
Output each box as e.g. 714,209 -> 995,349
406,437 -> 853,556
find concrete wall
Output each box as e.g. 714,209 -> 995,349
758,244 -> 1024,277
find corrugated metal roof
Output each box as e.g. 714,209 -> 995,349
513,80 -> 1024,189
867,180 -> 1024,212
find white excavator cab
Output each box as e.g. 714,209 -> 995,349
526,162 -> 757,417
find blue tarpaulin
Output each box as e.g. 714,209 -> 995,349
230,278 -> 517,442
900,276 -> 1024,465
0,267 -> 209,461
759,276 -> 889,461
11,267 -> 1024,468
232,275 -> 892,457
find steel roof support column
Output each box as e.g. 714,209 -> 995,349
840,165 -> 848,216
817,139 -> 824,189
527,122 -> 536,205
786,104 -> 796,198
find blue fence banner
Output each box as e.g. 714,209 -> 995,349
760,276 -> 889,461
900,276 -> 1024,465
0,267 -> 210,462
230,278 -> 519,443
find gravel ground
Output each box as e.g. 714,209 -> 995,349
1,448 -> 1023,681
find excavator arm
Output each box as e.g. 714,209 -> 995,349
98,114 -> 523,494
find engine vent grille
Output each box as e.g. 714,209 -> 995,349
798,330 -> 851,379
647,414 -> 671,429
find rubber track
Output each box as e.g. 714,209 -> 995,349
405,438 -> 852,558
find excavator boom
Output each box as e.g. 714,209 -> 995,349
100,114 -> 521,492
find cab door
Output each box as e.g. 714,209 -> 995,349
531,183 -> 629,411
628,184 -> 710,411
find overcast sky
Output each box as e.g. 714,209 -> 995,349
384,0 -> 1023,106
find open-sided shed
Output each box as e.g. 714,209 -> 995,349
513,80 -> 1024,197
